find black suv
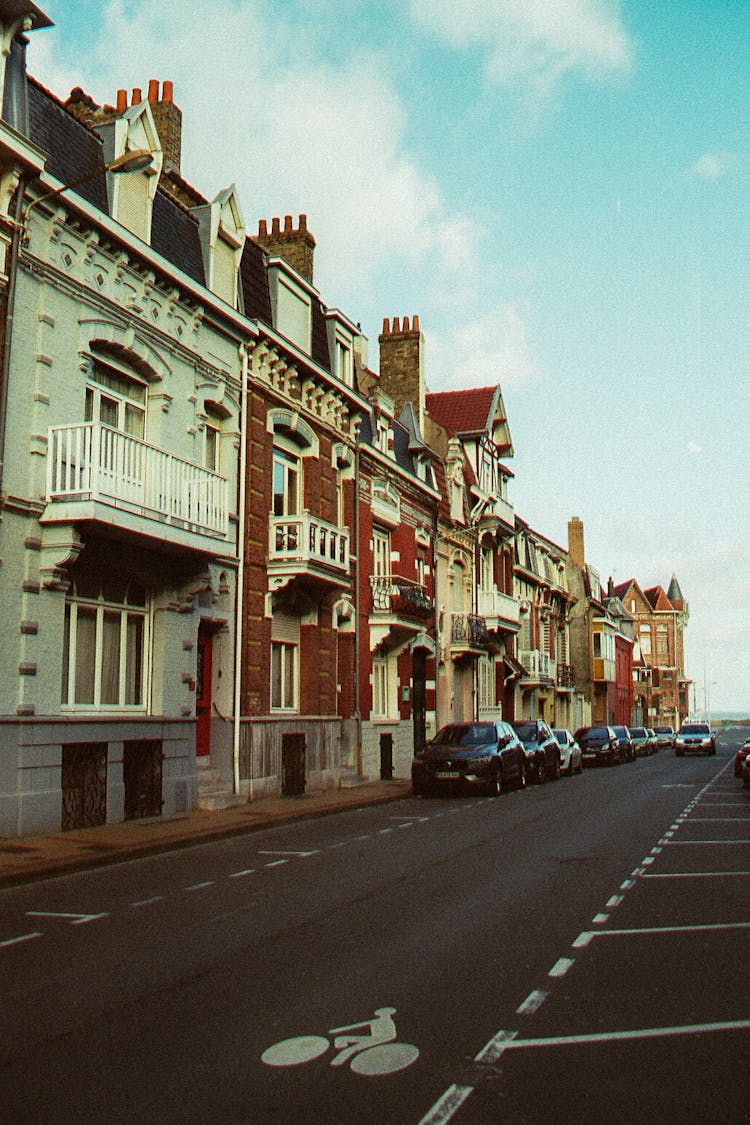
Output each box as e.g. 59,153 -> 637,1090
412,720 -> 527,796
511,719 -> 561,784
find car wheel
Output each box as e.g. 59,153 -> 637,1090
412,783 -> 424,796
550,754 -> 561,781
675,750 -> 683,757
535,757 -> 546,784
518,762 -> 528,790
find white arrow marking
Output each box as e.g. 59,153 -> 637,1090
26,911 -> 107,926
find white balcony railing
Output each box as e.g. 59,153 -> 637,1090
269,511 -> 349,572
519,649 -> 556,680
46,423 -> 229,538
477,588 -> 520,627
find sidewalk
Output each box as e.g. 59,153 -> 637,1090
0,778 -> 412,888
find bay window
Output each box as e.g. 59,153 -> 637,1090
62,576 -> 149,709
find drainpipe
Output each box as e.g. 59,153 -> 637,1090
232,340 -> 249,796
0,175 -> 27,501
431,504 -> 439,730
353,437 -> 362,775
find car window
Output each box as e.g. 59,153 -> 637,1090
679,723 -> 709,735
434,723 -> 496,746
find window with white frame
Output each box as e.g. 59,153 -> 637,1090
478,654 -> 495,710
85,354 -> 146,438
640,625 -> 652,655
62,574 -> 149,709
373,529 -> 391,579
372,652 -> 391,717
480,545 -> 493,593
271,641 -> 298,711
273,443 -> 301,516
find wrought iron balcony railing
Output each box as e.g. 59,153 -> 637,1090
370,575 -> 432,618
451,612 -> 491,647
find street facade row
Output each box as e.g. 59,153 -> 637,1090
0,6 -> 690,835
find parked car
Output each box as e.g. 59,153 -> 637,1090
512,719 -> 561,784
629,726 -> 653,756
411,720 -> 527,796
742,752 -> 750,788
675,720 -> 716,756
553,729 -> 583,775
646,729 -> 658,753
653,725 -> 675,749
575,725 -> 620,766
612,725 -> 635,762
734,740 -> 750,778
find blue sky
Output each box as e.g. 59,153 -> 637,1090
33,1 -> 749,713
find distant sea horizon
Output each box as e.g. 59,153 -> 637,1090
710,711 -> 750,723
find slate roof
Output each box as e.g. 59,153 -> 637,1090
666,575 -> 684,604
28,77 -> 108,211
151,191 -> 204,285
358,409 -> 417,478
425,385 -> 499,436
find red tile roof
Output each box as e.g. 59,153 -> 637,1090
426,386 -> 499,436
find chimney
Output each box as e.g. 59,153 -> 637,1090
255,214 -> 316,284
568,517 -> 585,570
148,79 -> 182,176
377,315 -> 425,428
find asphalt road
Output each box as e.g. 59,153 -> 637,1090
0,730 -> 748,1124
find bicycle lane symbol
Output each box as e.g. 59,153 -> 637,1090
261,1007 -> 419,1077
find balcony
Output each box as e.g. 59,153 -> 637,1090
556,662 -> 575,690
43,422 -> 230,552
268,511 -> 350,592
477,588 -> 520,631
449,612 -> 492,659
592,657 -> 616,683
519,649 -> 556,684
369,575 -> 433,651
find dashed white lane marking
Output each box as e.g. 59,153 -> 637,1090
516,990 -> 548,1016
606,894 -> 624,908
592,913 -> 609,925
474,1028 -> 518,1063
491,1018 -> 750,1050
258,850 -> 320,857
329,841 -> 348,848
0,932 -> 42,948
620,878 -> 635,890
378,828 -> 394,835
186,881 -> 214,891
263,860 -> 289,868
418,1083 -> 474,1125
548,957 -> 575,978
132,896 -> 164,907
229,869 -> 255,879
26,911 -> 107,925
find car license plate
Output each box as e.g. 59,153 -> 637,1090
435,771 -> 457,779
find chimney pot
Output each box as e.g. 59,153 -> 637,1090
403,316 -> 410,331
258,219 -> 268,237
393,317 -> 401,333
381,317 -> 390,334
131,87 -> 142,105
162,80 -> 173,103
271,217 -> 281,234
116,88 -> 127,111
413,314 -> 420,331
284,214 -> 293,232
148,79 -> 159,104
299,213 -> 307,231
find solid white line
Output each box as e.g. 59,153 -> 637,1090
643,870 -> 750,878
689,818 -> 750,822
186,881 -> 214,891
418,1084 -> 474,1125
665,839 -> 750,845
258,849 -> 320,857
474,1029 -> 518,1062
229,869 -> 255,878
516,990 -> 548,1016
588,921 -> 750,937
549,957 -> 575,977
0,932 -> 42,948
699,803 -> 748,807
500,1018 -> 750,1050
131,896 -> 164,907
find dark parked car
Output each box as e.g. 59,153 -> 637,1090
653,725 -> 675,749
612,725 -> 635,762
675,721 -> 716,756
511,719 -> 561,783
629,726 -> 652,756
411,720 -> 527,796
734,740 -> 750,778
575,725 -> 620,766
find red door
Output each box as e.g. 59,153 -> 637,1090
196,626 -> 213,757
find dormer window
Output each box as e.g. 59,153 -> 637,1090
94,99 -> 163,244
193,186 -> 245,308
267,266 -> 312,354
335,339 -> 353,386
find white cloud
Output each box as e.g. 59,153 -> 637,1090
425,306 -> 540,392
409,0 -> 632,103
687,441 -> 702,455
690,151 -> 739,181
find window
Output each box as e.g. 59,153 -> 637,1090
656,625 -> 669,656
416,550 -> 426,588
372,653 -> 390,717
62,575 -> 149,709
271,641 -> 297,711
480,546 -> 493,593
205,422 -> 219,472
335,340 -> 352,386
640,626 -> 652,655
273,446 -> 301,516
86,355 -> 146,438
373,529 -> 391,579
478,655 -> 495,710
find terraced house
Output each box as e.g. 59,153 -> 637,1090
0,6 -> 243,834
